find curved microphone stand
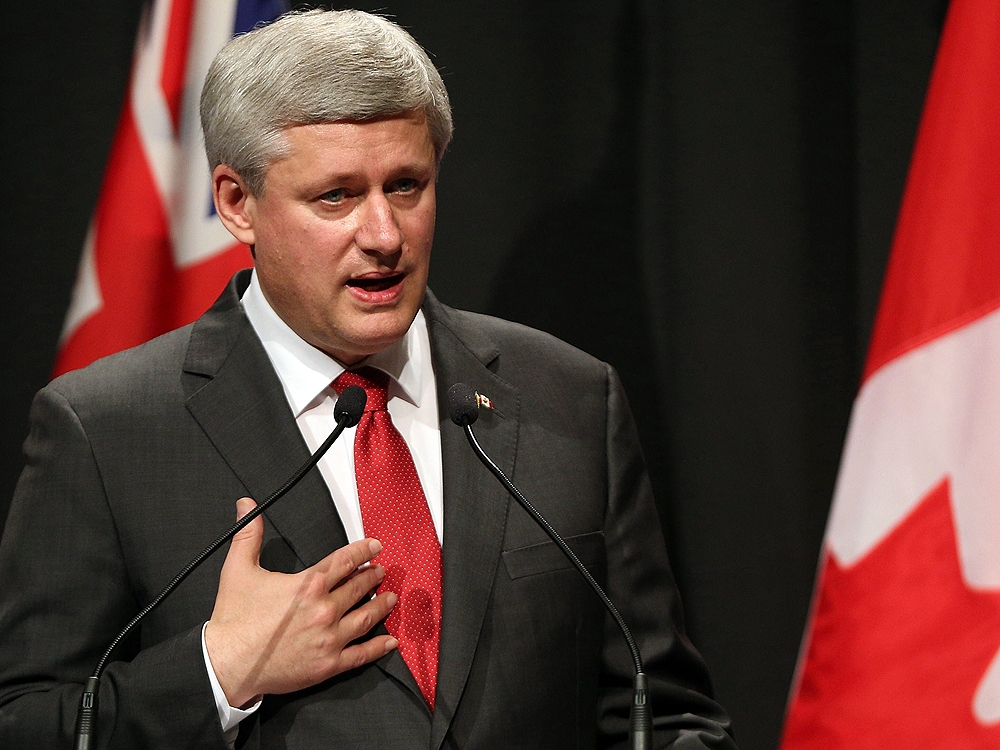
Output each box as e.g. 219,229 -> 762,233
447,383 -> 652,750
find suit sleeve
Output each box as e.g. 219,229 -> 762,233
597,365 -> 737,749
0,385 -> 230,750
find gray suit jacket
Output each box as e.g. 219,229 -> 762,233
0,271 -> 735,749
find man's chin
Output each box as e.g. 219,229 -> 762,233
317,312 -> 418,363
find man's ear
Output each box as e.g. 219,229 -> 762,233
213,164 -> 257,246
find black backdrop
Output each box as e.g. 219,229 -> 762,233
0,2 -> 946,748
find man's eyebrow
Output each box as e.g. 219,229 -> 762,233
309,165 -> 435,186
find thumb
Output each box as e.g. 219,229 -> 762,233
225,496 -> 263,570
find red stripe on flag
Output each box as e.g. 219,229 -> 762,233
862,0 -> 1000,382
160,0 -> 196,132
173,242 -> 254,326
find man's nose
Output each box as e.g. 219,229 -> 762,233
355,192 -> 404,253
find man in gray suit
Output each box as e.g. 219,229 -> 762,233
0,9 -> 736,749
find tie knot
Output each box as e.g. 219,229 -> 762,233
334,367 -> 389,411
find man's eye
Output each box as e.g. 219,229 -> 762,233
322,188 -> 348,204
390,178 -> 419,194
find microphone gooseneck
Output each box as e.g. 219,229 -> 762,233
447,382 -> 652,750
73,385 -> 367,750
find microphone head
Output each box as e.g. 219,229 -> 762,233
334,385 -> 367,427
448,383 -> 480,426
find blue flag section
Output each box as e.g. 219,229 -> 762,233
234,0 -> 289,37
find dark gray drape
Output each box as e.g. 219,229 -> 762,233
0,2 -> 945,748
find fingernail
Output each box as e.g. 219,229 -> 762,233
375,565 -> 386,580
236,497 -> 254,520
385,637 -> 399,652
385,591 -> 398,607
369,539 -> 382,556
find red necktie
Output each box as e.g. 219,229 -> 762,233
333,367 -> 442,710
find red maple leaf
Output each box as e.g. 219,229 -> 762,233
781,479 -> 1000,749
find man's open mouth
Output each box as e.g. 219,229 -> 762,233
346,274 -> 405,292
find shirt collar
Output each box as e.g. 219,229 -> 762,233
240,270 -> 427,417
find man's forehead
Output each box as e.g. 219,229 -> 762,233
251,114 -> 436,194
276,114 -> 434,161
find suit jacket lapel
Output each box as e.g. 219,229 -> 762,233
181,271 -> 349,569
423,293 -> 519,749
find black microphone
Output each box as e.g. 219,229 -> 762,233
447,382 -> 653,750
73,385 -> 367,750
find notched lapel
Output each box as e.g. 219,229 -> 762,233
182,274 -> 348,569
424,297 -> 519,749
374,634 -> 425,708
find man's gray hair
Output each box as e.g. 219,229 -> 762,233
200,9 -> 453,195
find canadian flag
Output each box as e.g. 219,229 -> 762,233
53,0 -> 286,377
779,0 -> 1000,747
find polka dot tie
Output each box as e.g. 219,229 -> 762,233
333,367 -> 441,710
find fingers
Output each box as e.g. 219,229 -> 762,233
225,497 -> 264,571
339,634 -> 399,671
340,589 -> 398,639
319,538 -> 384,590
327,563 -> 389,618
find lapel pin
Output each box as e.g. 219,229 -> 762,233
475,392 -> 494,411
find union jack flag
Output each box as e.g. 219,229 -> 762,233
54,0 -> 287,376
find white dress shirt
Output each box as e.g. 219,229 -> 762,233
202,270 -> 443,741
